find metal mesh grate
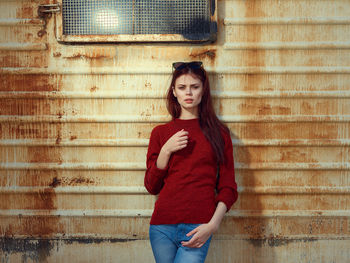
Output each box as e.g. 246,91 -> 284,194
62,0 -> 210,36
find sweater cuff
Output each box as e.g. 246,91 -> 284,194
149,163 -> 168,178
215,188 -> 238,212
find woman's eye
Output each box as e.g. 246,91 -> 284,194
178,86 -> 185,90
192,86 -> 199,89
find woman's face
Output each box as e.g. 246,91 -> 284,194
172,73 -> 203,112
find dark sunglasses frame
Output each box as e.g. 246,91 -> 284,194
172,61 -> 203,71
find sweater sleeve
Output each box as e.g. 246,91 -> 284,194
144,126 -> 168,195
215,130 -> 238,212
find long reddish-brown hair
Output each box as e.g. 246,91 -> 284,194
166,64 -> 230,164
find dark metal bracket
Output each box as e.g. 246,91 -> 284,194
38,4 -> 61,17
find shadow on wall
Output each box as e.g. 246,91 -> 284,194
181,18 -> 217,42
231,131 -> 274,263
205,74 -> 272,263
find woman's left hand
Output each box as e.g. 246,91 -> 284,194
181,223 -> 217,248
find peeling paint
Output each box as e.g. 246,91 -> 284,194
53,52 -> 61,58
48,176 -> 96,188
49,177 -> 60,188
63,54 -> 112,60
1,238 -> 54,262
189,48 -> 216,61
248,237 -> 318,248
0,237 -> 139,262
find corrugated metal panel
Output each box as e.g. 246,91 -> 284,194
1,0 -> 349,262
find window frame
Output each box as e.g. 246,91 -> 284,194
55,0 -> 217,43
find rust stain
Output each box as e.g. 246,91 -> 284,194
28,147 -> 62,164
280,150 -> 307,163
6,119 -> 64,238
53,52 -> 62,57
49,177 -> 61,188
0,75 -> 58,92
239,101 -> 292,115
243,221 -> 267,238
0,191 -> 59,234
238,122 -> 343,141
230,0 -> 266,238
11,86 -> 63,238
14,124 -> 40,138
62,47 -> 116,61
0,51 -> 48,68
21,216 -> 58,238
37,29 -> 46,37
57,111 -> 63,119
0,237 -> 139,260
48,176 -> 95,187
280,149 -> 317,163
257,105 -> 272,115
301,101 -> 313,113
68,176 -> 95,185
55,133 -> 62,145
16,6 -> 34,19
63,54 -> 110,60
25,32 -> 35,40
244,0 -> 265,101
258,105 -> 291,115
189,48 -> 216,61
90,86 -> 98,92
1,99 -> 53,116
144,82 -> 152,88
248,237 -> 317,248
37,189 -> 56,210
70,135 -> 77,141
140,110 -> 151,117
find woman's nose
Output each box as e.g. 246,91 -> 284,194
186,87 -> 192,95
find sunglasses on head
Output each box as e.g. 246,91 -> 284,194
172,61 -> 203,71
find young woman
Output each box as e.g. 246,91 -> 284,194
144,61 -> 238,263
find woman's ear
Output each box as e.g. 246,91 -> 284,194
172,87 -> 176,97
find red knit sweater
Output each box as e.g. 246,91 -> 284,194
144,118 -> 238,225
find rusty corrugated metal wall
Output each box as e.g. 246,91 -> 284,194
1,0 -> 350,262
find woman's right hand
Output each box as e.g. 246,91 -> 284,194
156,129 -> 188,170
162,129 -> 189,154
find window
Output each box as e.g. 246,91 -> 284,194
56,0 -> 217,43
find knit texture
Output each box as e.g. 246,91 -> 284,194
144,118 -> 238,225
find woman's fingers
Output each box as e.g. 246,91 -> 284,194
178,135 -> 188,142
179,140 -> 188,146
181,224 -> 214,248
165,130 -> 190,153
181,238 -> 203,248
178,138 -> 188,144
181,227 -> 202,247
186,227 -> 198,237
181,238 -> 196,247
176,129 -> 188,137
175,132 -> 189,148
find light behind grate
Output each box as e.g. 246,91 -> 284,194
62,0 -> 210,36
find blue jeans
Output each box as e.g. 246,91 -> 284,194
149,224 -> 212,263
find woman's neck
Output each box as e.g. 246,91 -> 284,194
178,107 -> 199,120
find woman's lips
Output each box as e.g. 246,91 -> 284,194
184,99 -> 193,103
